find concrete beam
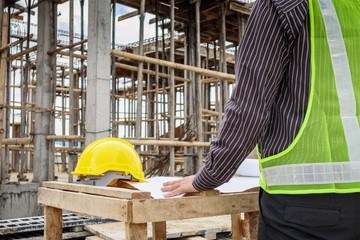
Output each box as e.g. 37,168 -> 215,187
0,183 -> 41,219
33,0 -> 57,183
85,0 -> 111,146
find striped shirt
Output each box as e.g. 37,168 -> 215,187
193,0 -> 310,191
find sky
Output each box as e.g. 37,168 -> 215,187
14,0 -> 160,45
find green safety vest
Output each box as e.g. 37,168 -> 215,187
258,0 -> 360,194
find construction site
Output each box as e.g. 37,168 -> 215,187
0,0 -> 259,239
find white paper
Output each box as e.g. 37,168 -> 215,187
128,176 -> 184,199
216,176 -> 259,193
128,176 -> 259,199
236,158 -> 260,177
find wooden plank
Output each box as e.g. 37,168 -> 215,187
2,137 -> 32,145
47,39 -> 87,55
185,189 -> 219,197
115,62 -> 191,83
86,236 -> 104,240
38,187 -> 130,222
126,139 -> 210,147
131,192 -> 259,223
152,221 -> 166,240
42,181 -> 151,199
7,45 -> 37,61
85,215 -> 231,240
183,237 -> 207,240
118,10 -> 139,21
44,206 -> 63,240
125,222 -> 147,240
229,2 -> 252,15
231,213 -> 242,240
0,34 -> 33,52
111,50 -> 236,81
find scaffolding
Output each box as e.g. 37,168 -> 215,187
0,0 -> 251,186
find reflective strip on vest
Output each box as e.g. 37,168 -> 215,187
262,0 -> 360,187
263,162 -> 360,186
318,0 -> 360,162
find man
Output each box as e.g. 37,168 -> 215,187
162,0 -> 360,239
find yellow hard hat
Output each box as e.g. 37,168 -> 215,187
72,138 -> 146,182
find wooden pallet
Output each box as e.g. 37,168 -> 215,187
38,181 -> 259,240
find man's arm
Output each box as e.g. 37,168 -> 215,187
192,0 -> 291,191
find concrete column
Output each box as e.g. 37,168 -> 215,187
33,0 -> 57,183
85,0 -> 111,146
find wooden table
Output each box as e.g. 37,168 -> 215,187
38,181 -> 259,240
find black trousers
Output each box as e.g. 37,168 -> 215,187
258,188 -> 360,240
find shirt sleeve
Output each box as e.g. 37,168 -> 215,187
192,0 -> 292,191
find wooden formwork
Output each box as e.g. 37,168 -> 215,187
38,181 -> 259,240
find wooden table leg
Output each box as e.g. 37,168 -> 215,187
231,213 -> 243,240
125,222 -> 148,240
242,212 -> 259,240
44,206 -> 63,240
152,221 -> 166,240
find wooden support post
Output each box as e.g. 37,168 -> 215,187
220,1 -> 229,109
155,0 -> 160,141
0,0 -> 3,50
152,221 -> 166,240
61,68 -> 66,172
146,63 -> 154,170
135,0 -> 145,154
195,0 -> 203,172
48,1 -> 58,181
161,19 -> 167,141
111,0 -> 117,137
44,206 -> 63,240
80,0 -> 85,149
231,213 -> 242,240
241,212 -> 259,240
169,0 -> 175,176
241,15 -> 246,37
184,26 -> 192,175
3,15 -> 11,179
68,0 -> 75,183
237,13 -> 242,45
125,222 -> 147,240
0,12 -> 8,182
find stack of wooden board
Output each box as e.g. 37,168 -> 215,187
38,181 -> 259,240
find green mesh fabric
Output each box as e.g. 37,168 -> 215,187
258,0 -> 360,194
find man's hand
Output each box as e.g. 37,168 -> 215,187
161,175 -> 199,197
